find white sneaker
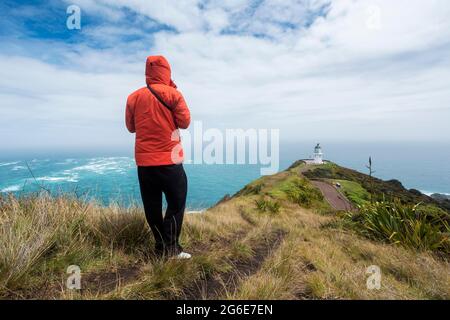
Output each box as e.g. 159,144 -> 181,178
174,252 -> 192,259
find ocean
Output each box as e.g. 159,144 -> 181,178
0,142 -> 449,209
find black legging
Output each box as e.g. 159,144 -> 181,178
137,164 -> 187,254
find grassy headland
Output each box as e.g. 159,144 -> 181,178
0,161 -> 449,300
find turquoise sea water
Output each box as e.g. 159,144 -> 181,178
0,142 -> 449,209
0,157 -> 262,209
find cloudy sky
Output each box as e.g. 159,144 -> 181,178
0,0 -> 449,153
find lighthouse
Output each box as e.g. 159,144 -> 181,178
313,143 -> 324,164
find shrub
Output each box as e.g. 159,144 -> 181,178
334,180 -> 370,207
239,183 -> 264,196
283,178 -> 323,208
304,163 -> 450,212
345,200 -> 450,253
255,198 -> 281,214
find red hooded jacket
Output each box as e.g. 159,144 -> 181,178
126,56 -> 191,166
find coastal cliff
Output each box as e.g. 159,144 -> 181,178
0,161 -> 449,300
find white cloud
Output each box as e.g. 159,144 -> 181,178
1,0 -> 450,152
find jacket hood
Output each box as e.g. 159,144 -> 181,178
145,55 -> 177,88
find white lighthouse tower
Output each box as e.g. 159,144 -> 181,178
313,143 -> 324,164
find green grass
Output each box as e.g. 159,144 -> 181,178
332,179 -> 370,207
235,181 -> 265,196
303,163 -> 450,213
344,200 -> 450,253
0,192 -> 279,299
254,197 -> 281,214
0,195 -> 149,296
270,176 -> 326,210
1,161 -> 450,300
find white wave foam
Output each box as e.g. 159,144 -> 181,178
12,165 -> 26,171
421,191 -> 450,196
36,176 -> 79,183
89,157 -> 130,161
1,185 -> 21,192
67,157 -> 133,175
56,159 -> 79,165
36,177 -> 66,182
0,161 -> 19,167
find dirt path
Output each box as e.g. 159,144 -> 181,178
82,266 -> 141,295
312,180 -> 353,211
182,229 -> 287,300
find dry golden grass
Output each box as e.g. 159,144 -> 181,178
0,164 -> 449,300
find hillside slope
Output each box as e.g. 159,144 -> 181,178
0,161 -> 449,300
302,161 -> 450,212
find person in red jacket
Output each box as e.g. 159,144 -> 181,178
126,55 -> 191,259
